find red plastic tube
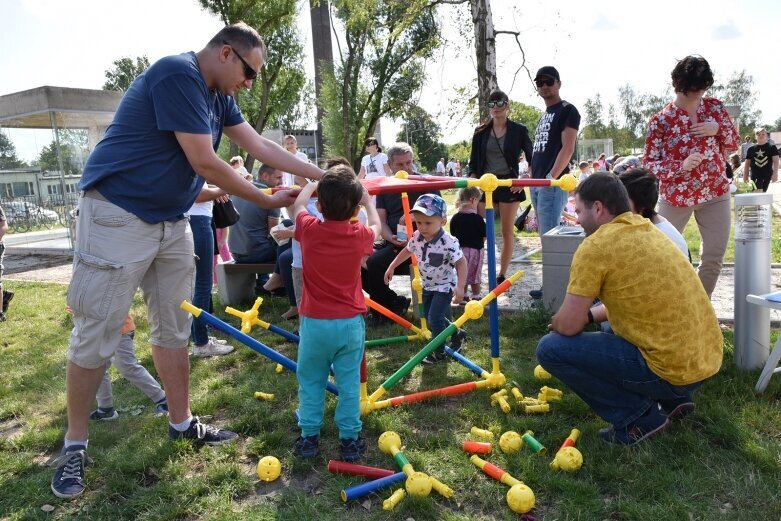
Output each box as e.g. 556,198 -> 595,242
387,381 -> 478,406
327,460 -> 395,480
462,441 -> 493,454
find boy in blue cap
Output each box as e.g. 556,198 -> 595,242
384,194 -> 467,363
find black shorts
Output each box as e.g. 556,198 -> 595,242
751,173 -> 772,192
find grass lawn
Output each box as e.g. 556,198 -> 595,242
1,282 -> 781,520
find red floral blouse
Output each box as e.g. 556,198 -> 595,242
643,97 -> 739,207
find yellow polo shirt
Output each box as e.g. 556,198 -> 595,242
567,212 -> 723,385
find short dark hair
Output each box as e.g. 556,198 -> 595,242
208,22 -> 267,61
575,173 -> 631,216
257,164 -> 275,179
671,55 -> 714,94
317,165 -> 363,221
322,156 -> 351,170
618,168 -> 659,220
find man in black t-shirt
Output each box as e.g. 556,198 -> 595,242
743,128 -> 779,192
528,65 -> 581,299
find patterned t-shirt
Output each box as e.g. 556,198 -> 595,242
406,229 -> 463,293
643,97 -> 739,208
567,212 -> 723,385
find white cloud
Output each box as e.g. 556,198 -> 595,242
712,21 -> 741,40
591,13 -> 618,32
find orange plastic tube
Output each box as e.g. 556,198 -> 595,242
462,441 -> 492,454
365,297 -> 414,329
387,382 -> 478,406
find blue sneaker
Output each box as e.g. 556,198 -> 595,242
154,399 -> 169,417
169,417 -> 238,445
599,404 -> 670,446
50,446 -> 91,498
294,435 -> 320,458
339,435 -> 367,462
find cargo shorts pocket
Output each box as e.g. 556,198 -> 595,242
66,251 -> 125,321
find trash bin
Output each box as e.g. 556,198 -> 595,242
734,192 -> 773,370
541,225 -> 585,311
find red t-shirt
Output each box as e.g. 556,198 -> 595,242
295,213 -> 375,319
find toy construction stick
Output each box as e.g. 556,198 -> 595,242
443,346 -> 486,377
327,460 -> 395,480
372,381 -> 480,410
383,488 -> 406,510
340,471 -> 406,502
181,300 -> 338,395
364,296 -> 429,339
470,455 -> 523,487
400,189 -> 427,332
225,298 -> 300,343
522,430 -> 546,455
463,441 -> 493,454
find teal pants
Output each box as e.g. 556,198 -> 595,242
297,314 -> 365,439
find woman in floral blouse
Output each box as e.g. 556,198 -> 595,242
643,55 -> 739,297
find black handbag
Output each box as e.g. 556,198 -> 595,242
212,200 -> 240,228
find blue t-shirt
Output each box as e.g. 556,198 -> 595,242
79,52 -> 244,223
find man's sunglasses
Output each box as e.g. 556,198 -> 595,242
535,79 -> 556,88
223,41 -> 258,80
487,100 -> 508,108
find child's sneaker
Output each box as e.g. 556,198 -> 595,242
192,339 -> 234,357
2,290 -> 13,314
339,435 -> 367,462
450,329 -> 467,352
50,445 -> 91,499
169,417 -> 238,445
659,397 -> 695,421
89,407 -> 119,421
294,435 -> 320,458
154,399 -> 169,417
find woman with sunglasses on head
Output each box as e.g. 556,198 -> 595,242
468,90 -> 533,284
643,55 -> 739,297
358,137 -> 393,179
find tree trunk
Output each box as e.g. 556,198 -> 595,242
471,0 -> 498,123
310,0 -> 333,164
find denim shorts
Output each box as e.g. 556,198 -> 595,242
66,192 -> 194,369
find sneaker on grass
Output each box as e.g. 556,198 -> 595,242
450,329 -> 467,352
169,417 -> 238,445
659,397 -> 695,421
192,339 -> 234,358
89,407 -> 119,421
294,435 -> 320,458
339,435 -> 367,462
422,350 -> 447,364
50,446 -> 91,499
154,399 -> 169,417
599,403 -> 670,446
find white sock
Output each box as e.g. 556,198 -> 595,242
170,416 -> 194,432
64,438 -> 88,450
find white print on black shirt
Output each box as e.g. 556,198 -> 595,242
534,111 -> 555,154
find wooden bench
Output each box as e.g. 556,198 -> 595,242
215,262 -> 276,306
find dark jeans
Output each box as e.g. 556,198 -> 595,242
190,215 -> 214,346
233,243 -> 277,292
361,242 -> 410,308
278,247 -> 296,307
536,330 -> 703,429
423,289 -> 453,343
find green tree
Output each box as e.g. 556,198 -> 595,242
396,105 -> 448,172
448,139 -> 472,174
320,0 -> 441,167
102,56 -> 150,91
508,101 -> 542,138
198,0 -> 311,170
712,70 -> 761,130
581,94 -> 605,138
0,133 -> 25,169
34,130 -> 89,175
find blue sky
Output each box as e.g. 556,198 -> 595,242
2,0 -> 778,160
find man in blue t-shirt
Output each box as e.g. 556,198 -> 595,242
51,22 -> 323,500
528,65 -> 581,300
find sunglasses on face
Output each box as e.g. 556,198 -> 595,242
535,79 -> 555,87
487,100 -> 508,108
223,41 -> 258,80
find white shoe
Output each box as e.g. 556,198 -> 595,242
209,336 -> 229,345
192,339 -> 234,357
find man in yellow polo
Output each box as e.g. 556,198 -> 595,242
536,173 -> 722,445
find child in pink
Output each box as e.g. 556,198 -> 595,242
449,187 -> 486,301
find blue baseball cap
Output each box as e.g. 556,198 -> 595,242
412,194 -> 446,218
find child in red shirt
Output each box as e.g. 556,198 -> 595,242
291,165 -> 381,461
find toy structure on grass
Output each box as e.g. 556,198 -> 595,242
180,171 -> 579,514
